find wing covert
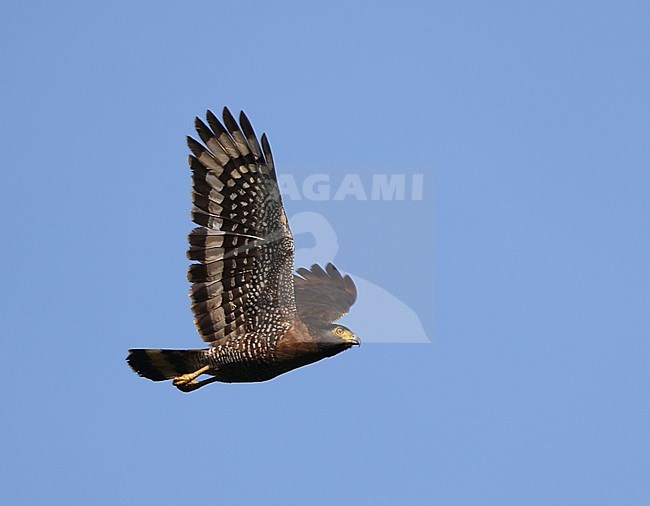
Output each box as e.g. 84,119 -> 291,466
294,263 -> 357,326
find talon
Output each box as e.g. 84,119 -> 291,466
173,374 -> 193,386
173,375 -> 221,393
171,365 -> 212,391
175,380 -> 200,392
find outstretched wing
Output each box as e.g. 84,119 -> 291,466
187,107 -> 296,344
294,263 -> 357,326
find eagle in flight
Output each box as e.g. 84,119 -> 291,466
127,108 -> 359,391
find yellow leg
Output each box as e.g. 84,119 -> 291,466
172,365 -> 211,390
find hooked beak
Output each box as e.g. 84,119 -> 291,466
348,334 -> 361,346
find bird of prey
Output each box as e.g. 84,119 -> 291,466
127,108 -> 359,391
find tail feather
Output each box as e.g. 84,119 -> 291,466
127,349 -> 209,381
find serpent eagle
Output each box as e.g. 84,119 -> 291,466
127,108 -> 359,391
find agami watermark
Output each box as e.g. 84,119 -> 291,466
278,173 -> 424,201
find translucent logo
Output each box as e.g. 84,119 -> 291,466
291,211 -> 430,343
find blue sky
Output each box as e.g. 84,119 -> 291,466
2,2 -> 649,504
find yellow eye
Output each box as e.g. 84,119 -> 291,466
334,327 -> 344,336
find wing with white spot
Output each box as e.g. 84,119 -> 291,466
187,108 -> 296,344
294,263 -> 357,326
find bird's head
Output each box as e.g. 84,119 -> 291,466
313,323 -> 360,356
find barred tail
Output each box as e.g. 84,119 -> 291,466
127,348 -> 210,381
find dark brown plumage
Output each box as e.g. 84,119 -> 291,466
127,107 -> 359,391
